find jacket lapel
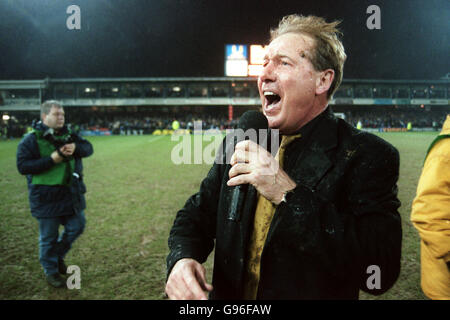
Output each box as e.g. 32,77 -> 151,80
289,109 -> 338,191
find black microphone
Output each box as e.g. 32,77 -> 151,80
228,111 -> 269,221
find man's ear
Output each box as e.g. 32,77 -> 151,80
315,69 -> 334,96
41,113 -> 47,122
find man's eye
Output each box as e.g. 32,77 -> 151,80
281,61 -> 290,66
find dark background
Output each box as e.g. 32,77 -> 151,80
0,0 -> 448,80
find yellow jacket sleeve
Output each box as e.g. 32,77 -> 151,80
411,115 -> 450,299
411,144 -> 450,261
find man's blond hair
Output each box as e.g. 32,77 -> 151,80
270,14 -> 347,99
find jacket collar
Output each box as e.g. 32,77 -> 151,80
33,121 -> 69,136
32,120 -> 48,132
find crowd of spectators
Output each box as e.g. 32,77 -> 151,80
76,114 -> 238,135
344,108 -> 448,130
0,114 -> 35,139
1,107 -> 449,139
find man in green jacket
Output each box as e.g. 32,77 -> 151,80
17,100 -> 93,288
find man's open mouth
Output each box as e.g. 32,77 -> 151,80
263,91 -> 281,112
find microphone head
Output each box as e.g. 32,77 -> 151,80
238,110 -> 268,131
217,111 -> 270,164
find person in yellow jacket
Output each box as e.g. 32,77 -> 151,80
411,114 -> 450,300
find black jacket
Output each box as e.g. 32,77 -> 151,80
16,122 -> 94,218
167,108 -> 402,299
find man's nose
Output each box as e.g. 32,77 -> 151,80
259,62 -> 275,83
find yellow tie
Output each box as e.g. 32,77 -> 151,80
243,134 -> 301,299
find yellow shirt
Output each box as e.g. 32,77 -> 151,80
411,114 -> 450,300
243,134 -> 301,299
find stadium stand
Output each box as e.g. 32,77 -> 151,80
0,77 -> 449,138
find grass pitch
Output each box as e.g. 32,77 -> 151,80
0,132 -> 437,299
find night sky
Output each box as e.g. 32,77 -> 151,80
0,0 -> 448,80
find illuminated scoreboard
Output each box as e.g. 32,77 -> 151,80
225,44 -> 267,77
225,44 -> 248,77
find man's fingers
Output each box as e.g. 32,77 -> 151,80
165,259 -> 210,300
235,140 -> 259,152
230,149 -> 260,166
194,264 -> 213,292
229,163 -> 252,179
227,173 -> 252,187
61,143 -> 75,155
165,279 -> 184,299
232,143 -> 271,167
230,149 -> 250,165
183,272 -> 208,300
166,272 -> 200,300
233,140 -> 259,163
60,145 -> 74,156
